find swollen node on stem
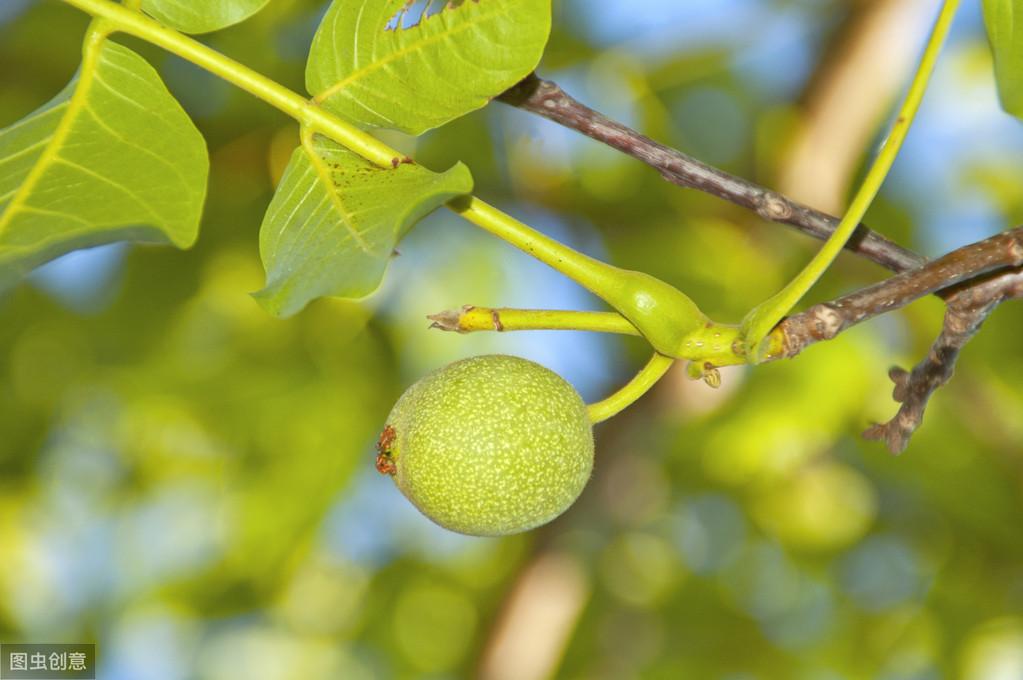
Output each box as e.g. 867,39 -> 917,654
448,198 -> 711,358
596,268 -> 710,357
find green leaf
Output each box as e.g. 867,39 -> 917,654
0,39 -> 208,290
255,135 -> 473,317
983,0 -> 1023,119
307,0 -> 552,135
140,0 -> 271,34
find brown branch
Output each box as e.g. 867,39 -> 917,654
774,227 -> 1023,358
773,229 -> 1023,453
862,270 -> 1023,453
498,73 -> 926,274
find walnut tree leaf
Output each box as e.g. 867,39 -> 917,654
306,0 -> 552,135
255,135 -> 473,317
140,0 -> 271,34
0,39 -> 208,291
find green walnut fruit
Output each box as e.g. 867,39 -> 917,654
376,354 -> 594,536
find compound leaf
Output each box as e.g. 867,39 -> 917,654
140,0 -> 271,34
983,0 -> 1023,120
0,39 -> 208,291
307,0 -> 552,135
255,135 -> 473,317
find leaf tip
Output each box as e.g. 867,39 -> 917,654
251,283 -> 298,318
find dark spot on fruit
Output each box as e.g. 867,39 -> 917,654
377,424 -> 396,453
390,157 -> 400,169
376,451 -> 397,476
376,425 -> 398,475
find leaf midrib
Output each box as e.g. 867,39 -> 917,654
312,1 -> 512,107
301,133 -> 374,255
0,31 -> 105,240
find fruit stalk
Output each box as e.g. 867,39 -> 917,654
586,353 -> 676,423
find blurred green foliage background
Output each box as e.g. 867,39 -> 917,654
2,1 -> 1023,678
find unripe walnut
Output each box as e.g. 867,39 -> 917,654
376,354 -> 594,536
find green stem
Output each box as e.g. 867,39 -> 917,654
57,0 -> 723,362
587,353 -> 676,423
740,0 -> 960,361
448,198 -> 627,301
428,306 -> 641,335
61,0 -> 397,165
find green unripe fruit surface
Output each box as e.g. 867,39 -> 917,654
377,354 -> 594,537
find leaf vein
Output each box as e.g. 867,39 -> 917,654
314,2 -> 511,104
